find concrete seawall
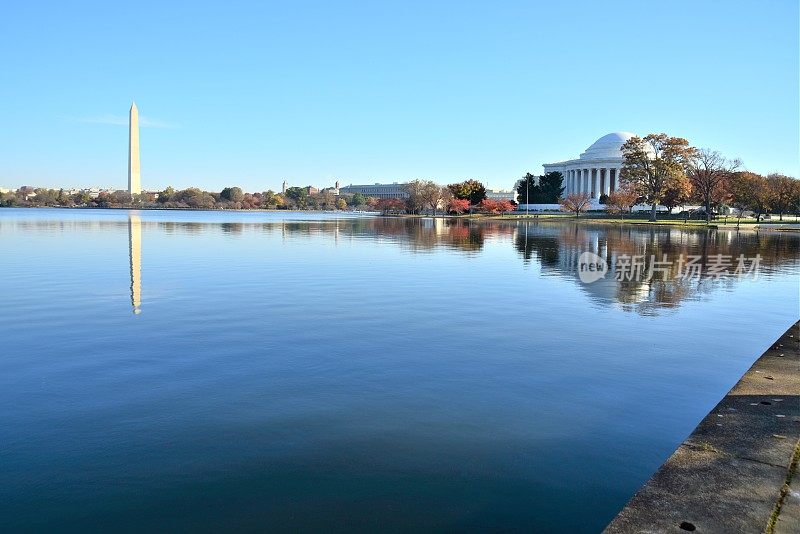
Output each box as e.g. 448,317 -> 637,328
605,322 -> 799,533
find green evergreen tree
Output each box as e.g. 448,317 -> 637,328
538,172 -> 565,203
516,173 -> 541,204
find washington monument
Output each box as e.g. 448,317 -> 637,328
128,102 -> 141,195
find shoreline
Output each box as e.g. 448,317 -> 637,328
383,213 -> 800,231
605,321 -> 800,533
2,206 -> 798,231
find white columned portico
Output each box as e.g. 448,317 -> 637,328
542,132 -> 636,204
585,169 -> 590,197
584,168 -> 589,195
600,167 -> 608,196
593,168 -> 598,198
597,168 -> 602,198
596,168 -> 602,197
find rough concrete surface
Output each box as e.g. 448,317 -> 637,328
775,465 -> 800,534
605,322 -> 799,533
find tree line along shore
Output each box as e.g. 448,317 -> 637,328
2,132 -> 798,222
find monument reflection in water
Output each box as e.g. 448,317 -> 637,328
128,213 -> 142,314
1,209 -> 797,533
119,214 -> 796,317
122,217 -> 800,315
120,216 -> 793,316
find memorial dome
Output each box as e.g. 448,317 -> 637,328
579,132 -> 636,160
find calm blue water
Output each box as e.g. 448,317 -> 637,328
1,208 -> 797,532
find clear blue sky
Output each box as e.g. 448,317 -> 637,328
1,0 -> 797,192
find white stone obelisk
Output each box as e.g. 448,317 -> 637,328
128,102 -> 141,195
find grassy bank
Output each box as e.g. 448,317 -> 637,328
384,212 -> 800,230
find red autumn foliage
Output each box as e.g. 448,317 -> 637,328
375,198 -> 406,213
497,200 -> 516,213
448,198 -> 471,214
477,198 -> 515,214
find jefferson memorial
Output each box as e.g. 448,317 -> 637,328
543,132 -> 635,200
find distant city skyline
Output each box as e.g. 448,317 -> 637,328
1,1 -> 797,193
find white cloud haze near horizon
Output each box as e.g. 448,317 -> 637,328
66,115 -> 178,129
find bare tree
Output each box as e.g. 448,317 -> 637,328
404,180 -> 430,214
605,187 -> 639,219
559,193 -> 591,218
317,190 -> 337,210
418,180 -> 447,216
688,149 -> 740,222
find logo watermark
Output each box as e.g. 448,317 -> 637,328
576,253 -> 761,284
577,252 -> 608,283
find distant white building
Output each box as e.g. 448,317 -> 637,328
339,182 -> 409,199
320,181 -> 341,196
485,189 -> 517,202
543,132 -> 635,202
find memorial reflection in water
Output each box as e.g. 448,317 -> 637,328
119,215 -> 798,316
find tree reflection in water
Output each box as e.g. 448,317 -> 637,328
17,215 -> 794,317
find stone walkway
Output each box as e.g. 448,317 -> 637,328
605,322 -> 799,533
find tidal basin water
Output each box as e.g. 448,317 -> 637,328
1,208 -> 798,532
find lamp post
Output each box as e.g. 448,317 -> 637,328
526,176 -> 529,217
